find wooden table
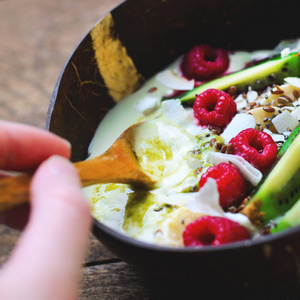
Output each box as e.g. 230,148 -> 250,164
1,0 -> 300,298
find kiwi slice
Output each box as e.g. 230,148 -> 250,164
271,198 -> 300,233
241,132 -> 300,227
180,52 -> 300,104
278,123 -> 300,158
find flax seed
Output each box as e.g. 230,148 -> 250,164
278,97 -> 288,104
271,90 -> 284,94
272,84 -> 284,94
263,107 -> 275,113
293,90 -> 300,99
228,85 -> 237,96
280,94 -> 293,102
226,143 -> 234,154
212,128 -> 221,135
215,143 -> 223,151
194,167 -> 203,175
221,145 -> 227,153
209,138 -> 216,147
148,87 -> 157,93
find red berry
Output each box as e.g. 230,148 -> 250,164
229,128 -> 278,173
193,89 -> 237,129
183,216 -> 250,247
199,163 -> 245,208
181,44 -> 229,81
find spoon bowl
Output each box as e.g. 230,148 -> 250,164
0,122 -> 156,213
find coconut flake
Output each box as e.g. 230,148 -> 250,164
185,178 -> 254,231
162,99 -> 204,135
226,51 -> 251,73
209,151 -> 262,186
221,113 -> 256,144
281,47 -> 291,58
156,69 -> 195,90
274,38 -> 300,53
135,96 -> 160,115
185,178 -> 223,215
263,129 -> 285,143
250,50 -> 277,61
293,100 -> 300,107
247,90 -> 258,103
284,77 -> 300,89
291,106 -> 300,121
234,94 -> 248,112
272,110 -> 298,133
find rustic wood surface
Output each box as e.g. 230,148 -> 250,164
1,0 -> 300,299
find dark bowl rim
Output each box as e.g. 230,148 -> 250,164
92,215 -> 300,253
46,0 -> 126,131
47,0 -> 300,254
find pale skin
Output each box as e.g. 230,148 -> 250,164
0,121 -> 91,300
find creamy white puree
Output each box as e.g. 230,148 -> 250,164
84,42 -> 300,247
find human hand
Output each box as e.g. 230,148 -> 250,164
0,121 -> 91,300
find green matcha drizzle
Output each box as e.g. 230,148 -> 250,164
123,189 -> 155,230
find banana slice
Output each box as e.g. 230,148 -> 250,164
248,106 -> 281,133
155,207 -> 204,247
260,83 -> 299,106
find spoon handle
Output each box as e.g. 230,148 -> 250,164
0,174 -> 32,213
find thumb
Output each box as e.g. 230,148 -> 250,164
0,156 -> 91,300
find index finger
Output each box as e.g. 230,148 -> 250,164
0,120 -> 71,171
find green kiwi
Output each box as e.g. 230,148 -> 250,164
267,124 -> 300,233
271,198 -> 300,233
180,52 -> 300,104
241,132 -> 300,227
278,123 -> 300,158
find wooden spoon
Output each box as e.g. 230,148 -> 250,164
0,123 -> 156,213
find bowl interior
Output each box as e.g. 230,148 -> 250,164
47,0 -> 300,161
47,0 -> 300,287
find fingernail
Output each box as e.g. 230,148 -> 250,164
61,138 -> 72,149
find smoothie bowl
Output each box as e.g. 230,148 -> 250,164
47,0 -> 300,288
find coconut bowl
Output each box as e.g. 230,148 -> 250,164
47,0 -> 300,289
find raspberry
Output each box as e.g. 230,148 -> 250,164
181,44 -> 229,81
183,216 -> 250,247
199,163 -> 245,208
229,128 -> 278,173
193,89 -> 237,129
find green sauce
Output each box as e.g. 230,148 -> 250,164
123,189 -> 155,230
